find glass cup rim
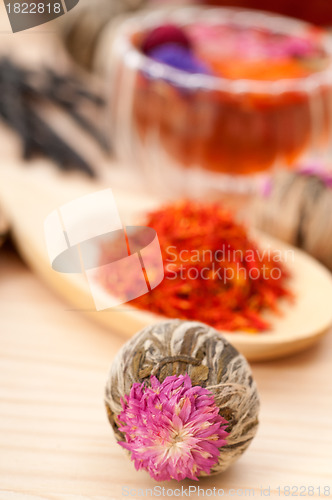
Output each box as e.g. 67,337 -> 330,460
112,5 -> 332,95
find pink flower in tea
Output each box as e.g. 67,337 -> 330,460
118,374 -> 229,481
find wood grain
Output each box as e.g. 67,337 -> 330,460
0,247 -> 331,499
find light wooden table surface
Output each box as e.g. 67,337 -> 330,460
0,245 -> 331,500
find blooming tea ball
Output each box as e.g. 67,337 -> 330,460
105,320 -> 260,481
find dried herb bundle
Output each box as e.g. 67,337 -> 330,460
105,320 -> 260,481
0,58 -> 107,176
253,169 -> 332,271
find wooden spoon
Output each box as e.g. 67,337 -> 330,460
0,159 -> 331,361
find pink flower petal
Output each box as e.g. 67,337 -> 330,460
117,374 -> 229,481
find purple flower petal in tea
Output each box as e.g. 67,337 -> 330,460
149,44 -> 211,74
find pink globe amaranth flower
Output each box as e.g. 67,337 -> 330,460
118,374 -> 229,481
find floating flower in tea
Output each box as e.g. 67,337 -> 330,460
141,24 -> 192,55
149,44 -> 210,74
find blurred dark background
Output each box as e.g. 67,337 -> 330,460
204,0 -> 332,26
